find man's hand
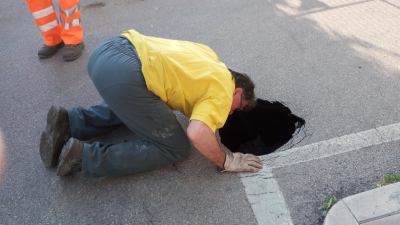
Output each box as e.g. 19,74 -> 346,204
223,151 -> 263,172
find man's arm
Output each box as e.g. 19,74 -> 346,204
186,120 -> 225,168
186,120 -> 263,172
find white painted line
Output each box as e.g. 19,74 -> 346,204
262,122 -> 400,169
240,121 -> 400,225
240,168 -> 293,225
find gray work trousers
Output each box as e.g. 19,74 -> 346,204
67,36 -> 190,177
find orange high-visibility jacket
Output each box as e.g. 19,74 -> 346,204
26,0 -> 83,46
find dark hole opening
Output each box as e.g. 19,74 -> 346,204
219,98 -> 305,156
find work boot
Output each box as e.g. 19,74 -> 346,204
39,106 -> 70,168
57,138 -> 83,176
62,42 -> 84,62
38,42 -> 64,59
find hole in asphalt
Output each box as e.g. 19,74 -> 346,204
219,98 -> 306,156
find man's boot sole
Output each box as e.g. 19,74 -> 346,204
56,138 -> 82,176
39,106 -> 69,168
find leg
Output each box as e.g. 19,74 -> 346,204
68,102 -> 123,140
81,37 -> 190,177
58,0 -> 84,61
58,0 -> 83,45
39,102 -> 122,168
25,0 -> 63,58
82,81 -> 190,176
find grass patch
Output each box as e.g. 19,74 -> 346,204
321,195 -> 337,217
377,174 -> 400,187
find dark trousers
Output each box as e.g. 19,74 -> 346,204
67,37 -> 190,177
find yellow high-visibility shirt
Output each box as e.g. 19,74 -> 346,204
121,29 -> 234,132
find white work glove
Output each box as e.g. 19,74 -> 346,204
223,151 -> 263,172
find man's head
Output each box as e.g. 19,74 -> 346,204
229,69 -> 256,114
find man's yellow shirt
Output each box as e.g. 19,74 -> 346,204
122,29 -> 234,133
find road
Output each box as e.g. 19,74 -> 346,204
1,0 -> 399,224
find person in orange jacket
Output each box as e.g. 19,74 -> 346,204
26,0 -> 84,61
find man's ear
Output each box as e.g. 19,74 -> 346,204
233,87 -> 243,95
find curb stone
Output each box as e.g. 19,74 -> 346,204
324,182 -> 400,225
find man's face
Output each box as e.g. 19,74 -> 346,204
230,88 -> 249,114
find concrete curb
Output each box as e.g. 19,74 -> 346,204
324,182 -> 400,225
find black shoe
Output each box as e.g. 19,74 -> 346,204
39,106 -> 70,168
62,42 -> 84,61
38,42 -> 64,59
57,138 -> 83,176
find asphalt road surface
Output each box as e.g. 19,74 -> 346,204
1,0 -> 399,224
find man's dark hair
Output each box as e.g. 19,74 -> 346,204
229,69 -> 256,108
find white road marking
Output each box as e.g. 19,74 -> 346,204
240,122 -> 400,225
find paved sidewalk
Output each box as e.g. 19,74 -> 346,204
324,182 -> 400,225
